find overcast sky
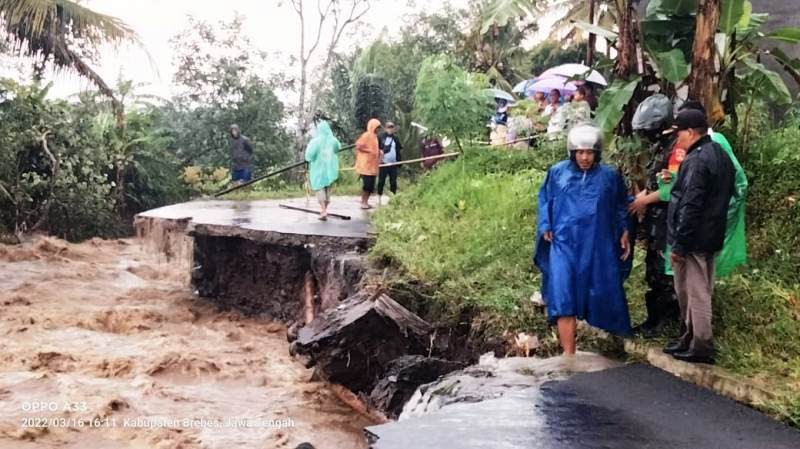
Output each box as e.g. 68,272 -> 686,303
0,0 -> 575,102
8,0 -> 478,99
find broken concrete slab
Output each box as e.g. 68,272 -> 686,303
368,355 -> 465,419
294,292 -> 433,393
367,361 -> 800,449
399,352 -> 621,420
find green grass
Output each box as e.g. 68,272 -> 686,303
371,144 -> 800,425
371,147 -> 564,350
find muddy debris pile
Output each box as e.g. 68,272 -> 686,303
290,292 -> 464,418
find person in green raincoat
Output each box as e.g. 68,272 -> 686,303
661,102 -> 748,277
305,121 -> 341,221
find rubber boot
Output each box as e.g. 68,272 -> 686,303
632,292 -> 661,336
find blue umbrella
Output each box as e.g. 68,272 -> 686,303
483,88 -> 515,102
512,79 -> 533,93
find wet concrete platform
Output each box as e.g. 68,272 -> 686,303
368,363 -> 800,449
136,196 -> 377,240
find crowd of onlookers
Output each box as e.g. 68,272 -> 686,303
490,84 -> 600,147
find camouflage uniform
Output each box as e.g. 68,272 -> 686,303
640,135 -> 680,329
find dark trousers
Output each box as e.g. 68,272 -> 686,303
377,166 -> 398,195
643,247 -> 679,325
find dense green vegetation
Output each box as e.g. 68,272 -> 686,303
2,0 -> 799,424
372,109 -> 800,424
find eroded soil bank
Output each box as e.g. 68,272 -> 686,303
0,237 -> 371,449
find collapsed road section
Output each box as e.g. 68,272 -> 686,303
135,196 -> 460,424
135,197 -> 373,324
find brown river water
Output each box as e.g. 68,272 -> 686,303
0,237 -> 370,449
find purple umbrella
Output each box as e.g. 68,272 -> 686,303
525,75 -> 578,95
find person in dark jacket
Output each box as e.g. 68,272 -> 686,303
663,109 -> 735,364
377,121 -> 403,203
228,124 -> 254,183
420,135 -> 444,171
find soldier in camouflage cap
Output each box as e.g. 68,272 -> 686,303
628,94 -> 680,337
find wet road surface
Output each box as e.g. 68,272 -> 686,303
137,196 -> 377,239
368,363 -> 800,449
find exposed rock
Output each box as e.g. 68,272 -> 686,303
368,355 -> 465,419
295,292 -> 432,393
312,252 -> 367,310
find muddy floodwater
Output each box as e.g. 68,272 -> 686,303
0,237 -> 370,449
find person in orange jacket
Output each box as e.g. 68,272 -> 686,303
354,118 -> 382,209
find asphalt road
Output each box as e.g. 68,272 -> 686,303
367,364 -> 800,449
137,196 -> 376,239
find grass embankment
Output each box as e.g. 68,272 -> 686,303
371,143 -> 800,425
371,148 -> 555,344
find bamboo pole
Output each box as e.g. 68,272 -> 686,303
279,204 -> 352,220
340,152 -> 460,171
587,0 -> 596,66
472,135 -> 546,146
379,152 -> 460,168
213,143 -> 356,197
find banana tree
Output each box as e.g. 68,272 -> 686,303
466,9 -> 537,92
583,1 -> 798,119
481,0 -> 618,44
717,1 -> 799,122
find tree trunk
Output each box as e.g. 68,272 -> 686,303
614,0 -> 638,137
688,0 -> 721,122
71,52 -> 124,129
724,33 -> 738,136
614,0 -> 636,79
587,0 -> 596,66
296,0 -> 309,159
297,60 -> 308,158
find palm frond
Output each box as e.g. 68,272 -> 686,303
0,0 -> 138,52
0,0 -> 139,126
547,1 -> 618,44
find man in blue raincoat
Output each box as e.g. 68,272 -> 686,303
534,124 -> 632,355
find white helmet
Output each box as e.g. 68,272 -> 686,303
567,123 -> 603,153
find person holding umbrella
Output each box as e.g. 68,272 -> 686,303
544,89 -> 562,117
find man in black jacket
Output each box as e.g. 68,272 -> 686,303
228,124 -> 254,183
663,109 -> 735,364
377,122 -> 402,204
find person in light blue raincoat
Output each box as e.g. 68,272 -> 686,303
305,121 -> 341,220
534,124 -> 633,355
